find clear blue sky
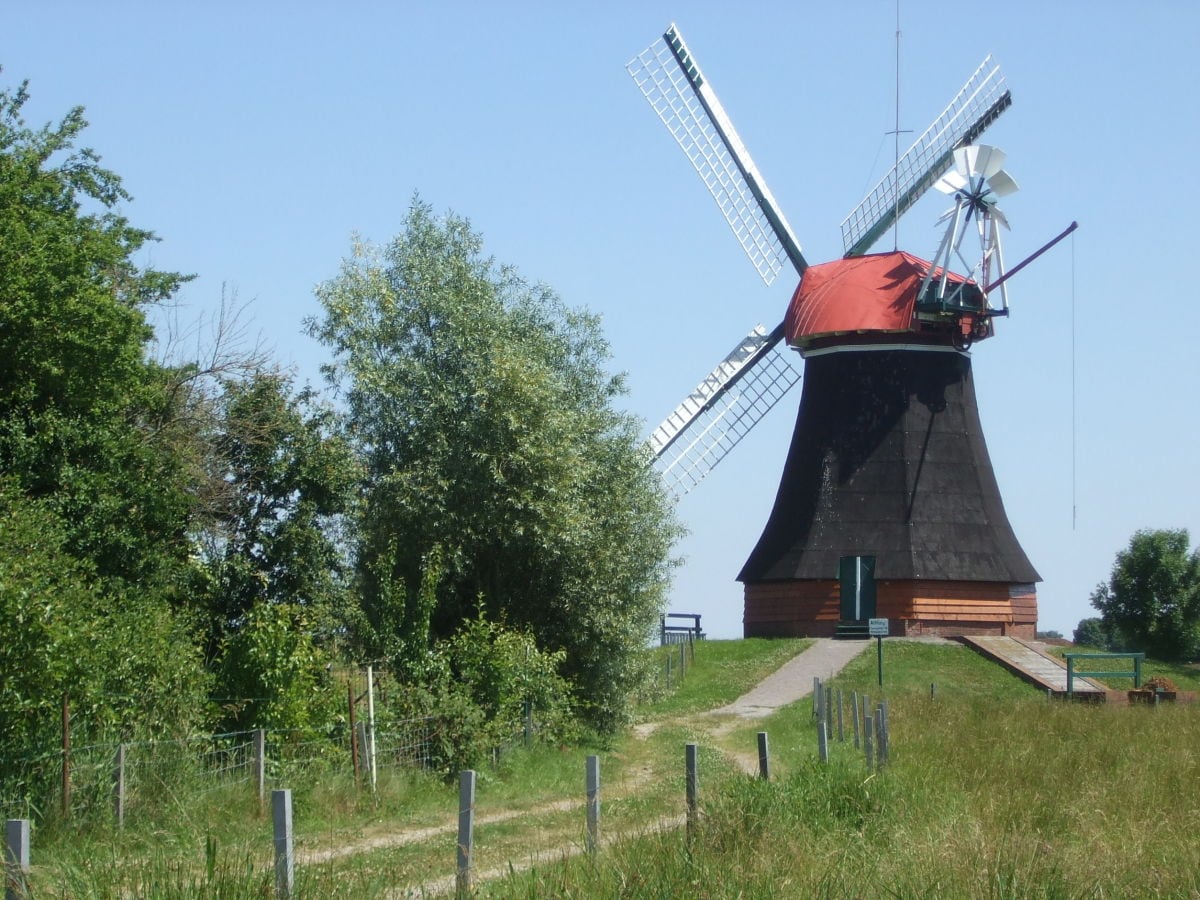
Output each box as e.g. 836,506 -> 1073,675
6,2 -> 1198,639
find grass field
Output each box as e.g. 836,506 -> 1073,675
15,638 -> 1200,897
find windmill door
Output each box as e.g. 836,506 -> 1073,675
838,556 -> 877,621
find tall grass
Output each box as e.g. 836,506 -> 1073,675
495,641 -> 1200,897
18,639 -> 1200,897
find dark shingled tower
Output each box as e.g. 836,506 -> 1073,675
738,346 -> 1039,638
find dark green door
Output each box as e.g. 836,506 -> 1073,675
838,556 -> 877,620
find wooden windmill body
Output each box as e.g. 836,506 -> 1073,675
738,253 -> 1038,638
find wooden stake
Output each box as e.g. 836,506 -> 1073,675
60,694 -> 70,820
457,770 -> 476,896
585,755 -> 600,854
685,744 -> 699,844
113,744 -> 126,828
348,681 -> 360,788
272,790 -> 294,899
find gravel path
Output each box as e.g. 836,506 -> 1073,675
709,638 -> 870,718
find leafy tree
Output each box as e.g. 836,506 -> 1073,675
1090,529 -> 1200,661
1072,617 -> 1110,649
0,74 -> 220,793
308,199 -> 681,731
194,371 -> 359,658
0,75 -> 195,591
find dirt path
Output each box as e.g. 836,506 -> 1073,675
306,639 -> 871,892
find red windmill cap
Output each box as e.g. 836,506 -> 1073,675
785,251 -> 975,346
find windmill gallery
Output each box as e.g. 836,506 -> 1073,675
631,25 -> 1075,641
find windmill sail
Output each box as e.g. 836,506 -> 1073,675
627,24 -> 808,283
632,31 -> 1013,496
840,54 -> 1011,259
649,324 -> 801,496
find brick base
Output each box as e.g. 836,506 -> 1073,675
743,579 -> 1037,639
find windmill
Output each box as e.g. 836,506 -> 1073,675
629,24 -> 1042,639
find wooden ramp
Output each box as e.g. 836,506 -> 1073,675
961,636 -> 1106,698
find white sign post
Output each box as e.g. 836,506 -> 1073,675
868,618 -> 889,686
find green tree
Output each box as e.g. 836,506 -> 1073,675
0,75 -> 195,592
1072,617 -> 1110,649
0,74 -> 220,791
195,371 -> 359,657
308,199 -> 681,731
1090,529 -> 1200,661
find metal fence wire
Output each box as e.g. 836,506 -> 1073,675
0,714 -> 451,825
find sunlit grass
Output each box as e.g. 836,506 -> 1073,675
638,637 -> 810,719
22,638 -> 1200,897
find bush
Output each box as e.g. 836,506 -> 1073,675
213,601 -> 339,734
379,613 -> 578,778
438,613 -> 576,747
0,483 -> 209,801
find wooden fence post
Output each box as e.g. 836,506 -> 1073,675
851,692 -> 860,749
5,819 -> 30,900
355,722 -> 370,783
348,682 -> 360,788
877,704 -> 889,767
113,744 -> 126,828
863,714 -> 874,772
585,755 -> 600,855
824,685 -> 834,735
366,665 -> 377,792
272,789 -> 293,899
254,729 -> 266,809
817,720 -> 829,763
685,744 -> 699,844
61,694 -> 70,820
812,678 -> 822,722
457,770 -> 476,896
757,732 -> 770,780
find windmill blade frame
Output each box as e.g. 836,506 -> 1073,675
648,323 -> 802,496
840,54 -> 1012,259
627,24 -> 809,284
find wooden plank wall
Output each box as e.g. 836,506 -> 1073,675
744,579 -> 1038,638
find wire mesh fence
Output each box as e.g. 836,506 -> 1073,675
0,715 -> 448,827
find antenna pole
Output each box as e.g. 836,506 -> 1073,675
893,0 -> 901,250
1071,229 -> 1077,530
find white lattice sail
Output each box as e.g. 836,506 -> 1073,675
628,25 -> 807,284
